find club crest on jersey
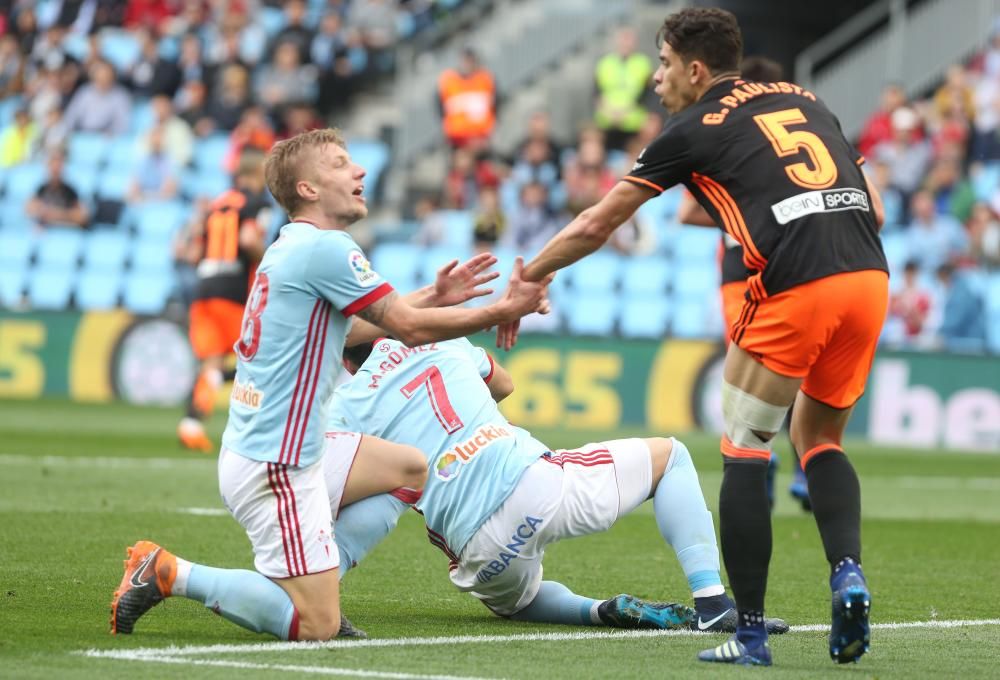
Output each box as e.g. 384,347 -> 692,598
434,424 -> 513,481
348,250 -> 378,287
231,377 -> 264,409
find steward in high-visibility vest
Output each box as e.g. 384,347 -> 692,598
437,48 -> 497,147
593,28 -> 652,149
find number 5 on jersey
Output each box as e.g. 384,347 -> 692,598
754,108 -> 838,190
237,272 -> 269,360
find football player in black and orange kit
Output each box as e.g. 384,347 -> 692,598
178,149 -> 271,452
676,56 -> 812,513
498,8 -> 886,667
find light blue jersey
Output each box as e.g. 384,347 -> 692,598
328,338 -> 548,555
222,222 -> 392,467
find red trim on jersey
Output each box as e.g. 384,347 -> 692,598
280,300 -> 324,464
267,463 -> 296,576
623,175 -> 665,194
426,526 -> 459,562
390,487 -> 423,504
341,282 -> 394,317
483,352 -> 496,384
290,302 -> 332,466
281,466 -> 309,573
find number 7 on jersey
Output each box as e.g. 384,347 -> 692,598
400,366 -> 464,434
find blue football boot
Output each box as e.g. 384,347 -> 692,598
698,635 -> 772,666
829,557 -> 871,663
597,594 -> 694,630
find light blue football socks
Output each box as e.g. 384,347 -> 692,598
334,493 -> 409,579
510,580 -> 601,625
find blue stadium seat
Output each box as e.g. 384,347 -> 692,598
96,168 -> 133,201
27,267 -> 75,310
621,256 -> 670,295
63,164 -> 99,202
133,201 -> 188,239
671,263 -> 719,300
371,242 -> 420,291
348,141 -> 389,198
973,162 -> 1000,201
131,238 -> 176,274
438,210 -> 474,248
259,6 -> 287,35
672,226 -> 719,263
620,296 -> 671,338
0,95 -> 23,127
106,136 -> 139,171
0,230 -> 37,268
129,99 -> 154,136
565,250 -> 622,293
193,134 -> 231,171
100,29 -> 142,72
0,266 -> 26,307
671,299 -> 713,339
76,268 -> 122,310
987,311 -> 1000,354
122,271 -> 174,315
36,228 -> 85,268
565,292 -> 618,336
417,245 -> 473,287
880,231 -> 909,272
180,168 -> 232,200
83,230 -> 131,271
5,163 -> 46,202
68,133 -> 110,169
0,200 -> 32,231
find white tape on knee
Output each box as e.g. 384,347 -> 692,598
722,382 -> 789,451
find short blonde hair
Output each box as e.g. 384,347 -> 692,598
264,128 -> 347,216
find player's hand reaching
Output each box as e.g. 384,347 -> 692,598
432,253 -> 500,307
494,257 -> 552,351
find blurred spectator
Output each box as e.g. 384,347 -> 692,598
175,79 -> 215,136
933,65 -> 975,126
124,0 -> 180,32
0,108 -> 38,168
924,155 -> 975,222
933,264 -> 986,350
205,24 -> 251,73
443,146 -> 498,209
36,109 -> 68,156
563,137 -> 615,215
177,32 -> 208,85
437,46 -> 497,149
874,106 -> 933,206
0,33 -> 25,99
140,94 -> 194,167
906,190 -> 969,272
887,260 -> 932,344
206,63 -> 251,130
509,138 -> 561,195
622,111 -> 663,174
593,27 -> 653,151
311,12 -> 349,69
318,48 -> 360,118
254,41 -> 318,113
967,202 -> 1000,269
473,186 -> 506,252
25,148 -> 89,228
276,101 -> 323,141
224,106 -> 275,173
128,29 -> 183,97
128,125 -> 178,202
350,0 -> 398,73
512,111 -> 562,171
12,8 -> 39,57
267,0 -> 315,64
501,181 -> 562,252
30,25 -> 69,74
858,83 -> 907,157
60,58 -> 131,136
413,194 -> 447,246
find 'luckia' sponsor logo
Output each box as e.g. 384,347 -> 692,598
770,188 -> 870,225
231,377 -> 264,409
434,424 -> 512,480
475,516 -> 544,583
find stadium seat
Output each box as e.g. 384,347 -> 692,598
880,231 -> 909,272
67,133 -> 110,169
437,210 -> 474,248
27,267 -> 75,310
348,140 -> 389,198
35,228 -> 85,268
671,263 -> 719,300
193,134 -> 231,171
122,271 -> 175,315
131,238 -> 176,274
565,292 -> 618,336
82,230 -> 131,271
63,164 -> 99,202
133,201 -> 188,239
0,266 -> 26,307
258,6 -> 287,35
96,169 -> 133,201
671,299 -> 713,339
76,268 -> 122,310
621,256 -> 670,295
620,296 -> 671,339
105,135 -> 139,171
417,245 -> 473,287
0,230 -> 37,269
672,226 -> 719,263
0,200 -> 32,231
99,29 -> 142,72
564,250 -> 622,293
0,95 -> 22,127
179,168 -> 232,200
371,242 -> 421,291
5,163 -> 46,202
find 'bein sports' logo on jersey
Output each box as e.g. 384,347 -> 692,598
348,250 -> 379,287
434,424 -> 513,481
771,188 -> 870,225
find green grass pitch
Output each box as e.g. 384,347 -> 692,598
1,397 -> 998,679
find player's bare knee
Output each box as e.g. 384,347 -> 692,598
401,445 -> 428,490
297,607 -> 341,640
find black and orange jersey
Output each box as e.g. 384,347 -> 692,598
194,189 -> 271,304
719,234 -> 750,285
626,79 -> 886,299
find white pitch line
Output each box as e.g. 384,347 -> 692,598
0,454 -> 210,469
176,507 -> 229,516
80,618 -> 1000,660
86,651 -> 499,680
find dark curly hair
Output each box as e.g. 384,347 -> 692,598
657,8 -> 742,75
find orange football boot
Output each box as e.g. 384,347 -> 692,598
177,418 -> 214,453
110,541 -> 178,634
